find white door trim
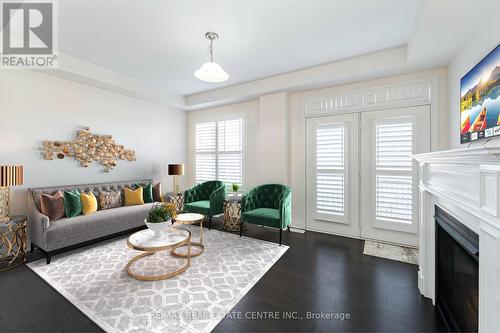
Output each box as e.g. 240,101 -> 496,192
302,77 -> 439,247
303,77 -> 439,151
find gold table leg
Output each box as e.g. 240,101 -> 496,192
171,219 -> 204,257
223,200 -> 246,232
0,218 -> 27,272
126,241 -> 191,281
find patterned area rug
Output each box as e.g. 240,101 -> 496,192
28,225 -> 288,333
363,240 -> 419,265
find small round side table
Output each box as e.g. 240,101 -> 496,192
0,215 -> 27,272
171,213 -> 205,257
224,194 -> 246,232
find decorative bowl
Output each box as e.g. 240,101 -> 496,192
144,219 -> 171,239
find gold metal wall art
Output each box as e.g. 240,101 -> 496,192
41,128 -> 136,172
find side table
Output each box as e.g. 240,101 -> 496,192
0,215 -> 27,272
171,213 -> 205,257
224,194 -> 247,232
165,192 -> 183,214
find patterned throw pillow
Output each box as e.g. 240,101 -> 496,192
40,191 -> 65,221
99,191 -> 122,210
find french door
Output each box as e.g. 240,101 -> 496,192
360,106 -> 430,246
306,113 -> 359,237
306,105 -> 430,246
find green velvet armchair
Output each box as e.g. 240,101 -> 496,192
240,184 -> 292,246
183,180 -> 226,229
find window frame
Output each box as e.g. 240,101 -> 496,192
193,114 -> 246,189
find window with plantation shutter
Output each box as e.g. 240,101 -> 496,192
218,119 -> 243,185
375,119 -> 413,224
195,122 -> 216,183
195,118 -> 243,186
315,123 -> 346,218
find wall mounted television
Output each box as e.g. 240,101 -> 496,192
460,44 -> 500,144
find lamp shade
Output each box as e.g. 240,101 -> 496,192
0,165 -> 24,187
194,61 -> 229,83
168,164 -> 185,176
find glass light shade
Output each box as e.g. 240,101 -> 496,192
194,61 -> 229,83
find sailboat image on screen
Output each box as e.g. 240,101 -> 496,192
471,107 -> 487,132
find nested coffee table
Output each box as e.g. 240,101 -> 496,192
126,227 -> 191,281
171,213 -> 205,257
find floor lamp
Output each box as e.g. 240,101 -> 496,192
168,164 -> 184,194
0,165 -> 24,222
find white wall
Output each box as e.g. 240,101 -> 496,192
188,69 -> 447,229
0,70 -> 187,215
447,7 -> 500,149
258,92 -> 289,185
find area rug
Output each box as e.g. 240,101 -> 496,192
28,225 -> 289,333
363,240 -> 419,265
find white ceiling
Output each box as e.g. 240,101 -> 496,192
59,0 -> 421,95
55,0 -> 499,108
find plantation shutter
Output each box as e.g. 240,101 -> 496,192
195,122 -> 216,183
375,119 -> 414,223
195,119 -> 243,186
315,123 -> 346,218
218,119 -> 243,185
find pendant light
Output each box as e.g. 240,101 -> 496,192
194,32 -> 229,83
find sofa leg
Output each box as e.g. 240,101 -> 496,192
279,228 -> 283,246
208,216 -> 212,230
30,243 -> 35,253
287,226 -> 291,232
239,220 -> 243,237
46,252 -> 51,265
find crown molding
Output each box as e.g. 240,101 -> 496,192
34,53 -> 186,110
185,46 -> 411,109
32,46 -> 442,111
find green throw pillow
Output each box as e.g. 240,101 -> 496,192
135,183 -> 153,203
64,189 -> 82,217
143,183 -> 154,203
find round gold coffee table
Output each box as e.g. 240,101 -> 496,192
126,227 -> 191,281
171,213 -> 205,258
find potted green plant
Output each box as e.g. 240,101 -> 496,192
232,183 -> 240,193
145,203 -> 172,239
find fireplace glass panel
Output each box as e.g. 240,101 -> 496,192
436,207 -> 478,333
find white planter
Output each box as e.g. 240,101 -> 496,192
144,219 -> 171,239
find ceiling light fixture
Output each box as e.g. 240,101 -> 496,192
194,32 -> 229,83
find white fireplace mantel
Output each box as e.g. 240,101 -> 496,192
414,143 -> 500,333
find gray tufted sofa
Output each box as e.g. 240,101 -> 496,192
29,179 -> 156,264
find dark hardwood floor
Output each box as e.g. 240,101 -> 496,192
0,218 -> 446,332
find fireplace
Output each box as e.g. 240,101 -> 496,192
435,206 -> 479,332
414,146 -> 500,332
